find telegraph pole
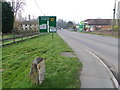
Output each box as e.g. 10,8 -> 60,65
112,0 -> 117,31
118,1 -> 120,29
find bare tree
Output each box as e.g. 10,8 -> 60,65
11,0 -> 26,20
11,0 -> 25,32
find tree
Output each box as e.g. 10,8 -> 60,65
10,0 -> 25,32
57,19 -> 67,29
11,0 -> 25,20
67,21 -> 73,29
2,1 -> 14,33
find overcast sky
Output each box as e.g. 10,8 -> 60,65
22,0 -> 119,23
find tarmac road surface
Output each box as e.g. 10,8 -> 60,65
58,30 -> 119,88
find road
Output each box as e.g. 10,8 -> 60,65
58,30 -> 119,88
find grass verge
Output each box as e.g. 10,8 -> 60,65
2,33 -> 82,88
3,34 -> 14,39
81,31 -> 119,38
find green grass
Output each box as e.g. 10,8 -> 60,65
3,34 -> 14,39
2,33 -> 82,88
81,31 -> 119,38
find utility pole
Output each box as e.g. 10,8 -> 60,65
112,0 -> 117,31
118,1 -> 120,29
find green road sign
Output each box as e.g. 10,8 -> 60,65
49,16 -> 56,27
39,16 -> 56,33
79,25 -> 84,32
49,16 -> 56,33
39,16 -> 48,33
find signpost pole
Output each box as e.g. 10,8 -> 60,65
52,33 -> 54,38
42,34 -> 44,39
47,21 -> 49,33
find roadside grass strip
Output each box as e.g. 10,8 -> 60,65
2,33 -> 82,88
81,31 -> 119,38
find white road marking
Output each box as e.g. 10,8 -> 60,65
58,32 -> 119,88
69,39 -> 119,88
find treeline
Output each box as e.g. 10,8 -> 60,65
2,1 -> 14,33
1,0 -> 25,33
57,19 -> 77,30
1,0 -> 77,34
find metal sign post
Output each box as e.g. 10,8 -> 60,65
52,33 -> 54,39
47,21 -> 49,33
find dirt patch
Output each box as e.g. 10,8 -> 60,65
61,52 -> 76,57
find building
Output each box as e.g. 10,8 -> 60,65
84,19 -> 112,31
21,20 -> 38,31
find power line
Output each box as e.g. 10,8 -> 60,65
33,0 -> 45,16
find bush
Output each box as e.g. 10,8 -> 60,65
114,26 -> 119,31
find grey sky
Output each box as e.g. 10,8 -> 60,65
22,0 -> 119,23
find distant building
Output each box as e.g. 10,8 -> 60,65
21,20 -> 38,31
84,19 -> 112,31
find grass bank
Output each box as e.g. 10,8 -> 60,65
2,33 -> 82,88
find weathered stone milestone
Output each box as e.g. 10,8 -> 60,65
29,57 -> 45,84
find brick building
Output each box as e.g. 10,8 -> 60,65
84,19 -> 113,31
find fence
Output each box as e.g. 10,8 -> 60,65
1,30 -> 40,46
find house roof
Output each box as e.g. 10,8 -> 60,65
84,19 -> 112,25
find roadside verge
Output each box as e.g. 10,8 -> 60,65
2,33 -> 82,88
